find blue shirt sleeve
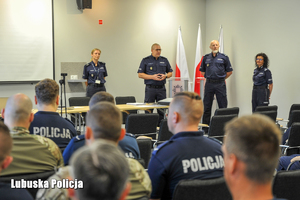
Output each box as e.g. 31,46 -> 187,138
165,59 -> 173,73
148,153 -> 167,199
224,56 -> 233,72
265,69 -> 273,84
137,58 -> 146,73
200,56 -> 206,72
63,137 -> 76,165
82,64 -> 88,79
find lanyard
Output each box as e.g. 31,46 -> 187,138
91,62 -> 100,79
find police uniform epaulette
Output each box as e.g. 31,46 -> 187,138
160,56 -> 167,59
99,61 -> 105,64
264,68 -> 268,71
74,135 -> 85,142
126,133 -> 136,138
206,137 -> 222,145
154,140 -> 174,153
84,63 -> 90,67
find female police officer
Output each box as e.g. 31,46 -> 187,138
82,48 -> 108,97
252,53 -> 273,112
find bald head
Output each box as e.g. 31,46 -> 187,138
3,93 -> 32,127
168,92 -> 203,133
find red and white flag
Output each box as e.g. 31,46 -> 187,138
193,24 -> 204,95
175,27 -> 190,80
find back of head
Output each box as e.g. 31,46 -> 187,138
35,78 -> 59,105
4,93 -> 32,125
89,91 -> 115,108
224,114 -> 281,184
0,121 -> 12,165
71,140 -> 129,200
171,92 -> 203,125
87,102 -> 122,142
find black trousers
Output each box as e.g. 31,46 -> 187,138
86,84 -> 106,98
144,85 -> 166,125
252,88 -> 269,112
202,81 -> 227,126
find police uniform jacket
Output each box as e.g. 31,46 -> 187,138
200,52 -> 232,79
148,131 -> 224,200
29,111 -> 77,148
137,55 -> 173,85
82,61 -> 108,85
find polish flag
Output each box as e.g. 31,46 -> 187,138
175,27 -> 190,81
193,24 -> 204,95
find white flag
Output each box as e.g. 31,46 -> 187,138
218,25 -> 224,53
175,27 -> 190,80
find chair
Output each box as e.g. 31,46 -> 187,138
115,96 -> 138,124
69,97 -> 90,130
287,104 -> 300,121
284,122 -> 300,156
287,110 -> 300,128
0,170 -> 56,198
254,110 -> 277,122
208,114 -> 237,142
255,105 -> 278,112
173,177 -> 232,200
154,119 -> 173,147
125,113 -> 159,138
214,107 -> 239,116
137,138 -> 152,168
272,170 -> 300,200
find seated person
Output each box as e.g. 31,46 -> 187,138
1,93 -> 63,176
63,91 -> 140,165
37,102 -> 151,200
29,78 -> 77,149
71,140 -> 131,200
281,127 -> 291,145
277,154 -> 300,171
222,114 -> 284,200
148,92 -> 223,200
0,121 -> 33,200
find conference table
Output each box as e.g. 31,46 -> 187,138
52,103 -> 170,132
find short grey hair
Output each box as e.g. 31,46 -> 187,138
71,140 -> 129,200
224,114 -> 281,184
89,91 -> 115,108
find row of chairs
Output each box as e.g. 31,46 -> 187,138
172,169 -> 300,200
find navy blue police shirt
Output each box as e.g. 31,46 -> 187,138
63,134 -> 85,165
148,131 -> 224,200
82,61 -> 108,84
253,66 -> 272,86
200,52 -> 233,79
118,133 -> 141,159
29,111 -> 77,149
63,133 -> 141,165
137,55 -> 173,85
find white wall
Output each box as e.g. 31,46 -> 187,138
206,0 -> 300,119
54,0 -> 206,103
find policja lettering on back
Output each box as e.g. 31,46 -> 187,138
33,127 -> 71,139
182,155 -> 224,173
